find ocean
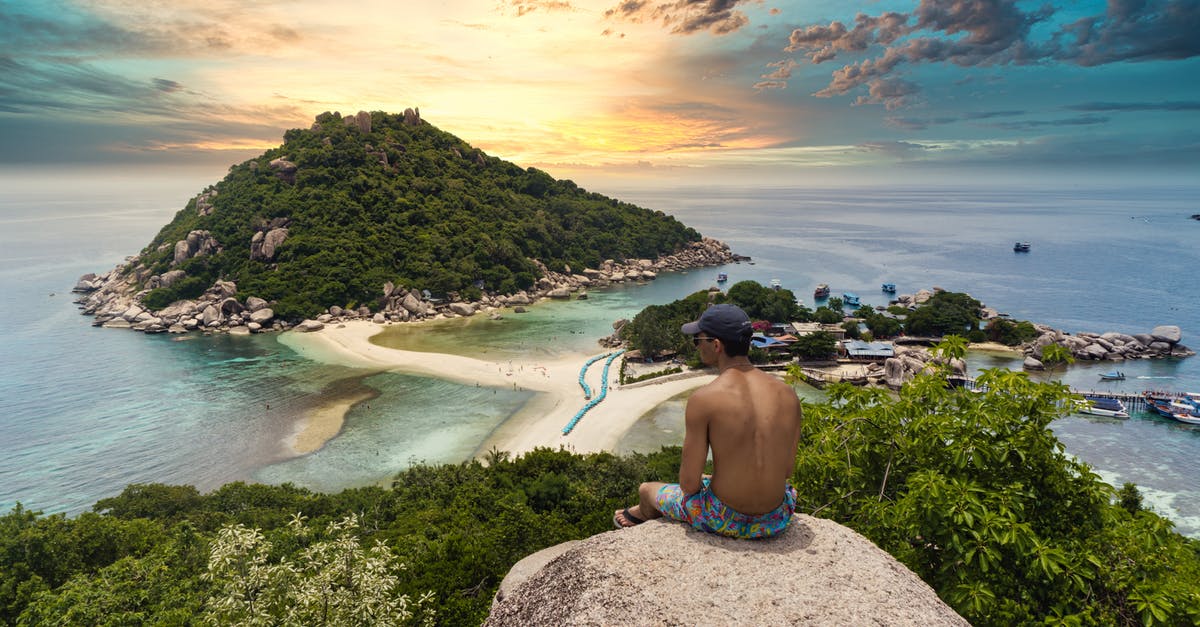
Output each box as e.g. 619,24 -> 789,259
3,176 -> 1199,534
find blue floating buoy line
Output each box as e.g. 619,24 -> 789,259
578,352 -> 611,400
563,350 -> 625,435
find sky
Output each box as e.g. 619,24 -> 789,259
1,0 -> 1198,189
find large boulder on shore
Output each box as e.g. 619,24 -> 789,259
1151,325 -> 1182,344
249,308 -> 274,324
294,319 -> 325,332
449,302 -> 476,316
486,516 -> 966,626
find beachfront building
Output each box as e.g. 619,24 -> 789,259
751,334 -> 792,357
841,339 -> 896,362
790,322 -> 847,340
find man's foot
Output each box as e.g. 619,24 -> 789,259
613,507 -> 646,529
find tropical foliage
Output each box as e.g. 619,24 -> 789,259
902,291 -> 983,337
3,360 -> 1199,625
132,111 -> 702,319
785,346 -> 1200,626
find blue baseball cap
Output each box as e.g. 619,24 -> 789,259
681,304 -> 752,342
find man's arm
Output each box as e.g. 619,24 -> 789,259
678,393 -> 711,495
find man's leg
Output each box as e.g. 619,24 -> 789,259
614,481 -> 667,527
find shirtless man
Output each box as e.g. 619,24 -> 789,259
614,303 -> 803,539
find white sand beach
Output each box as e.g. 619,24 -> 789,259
282,320 -> 714,458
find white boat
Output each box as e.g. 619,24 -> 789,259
1077,396 -> 1129,418
770,278 -> 782,290
1172,411 -> 1200,426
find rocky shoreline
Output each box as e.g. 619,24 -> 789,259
1019,323 -> 1194,370
72,237 -> 737,335
836,288 -> 1193,389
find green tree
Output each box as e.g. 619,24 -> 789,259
903,291 -> 982,337
726,280 -> 802,322
791,331 -> 838,361
933,334 -> 969,361
621,305 -> 677,357
203,513 -> 429,626
1040,343 -> 1075,367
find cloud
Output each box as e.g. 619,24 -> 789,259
989,115 -> 1110,130
851,78 -> 920,110
502,1 -> 577,17
857,140 -> 934,157
604,0 -> 754,35
152,78 -> 184,93
779,0 -> 1199,109
886,109 -> 1026,129
1055,0 -> 1200,66
1067,101 -> 1200,112
754,58 -> 796,88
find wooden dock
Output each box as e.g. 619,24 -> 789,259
1067,389 -> 1193,412
952,378 -> 1191,413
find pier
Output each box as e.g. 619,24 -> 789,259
956,377 -> 1191,413
1066,389 -> 1192,413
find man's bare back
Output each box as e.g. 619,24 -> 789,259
690,365 -> 802,515
615,303 -> 803,538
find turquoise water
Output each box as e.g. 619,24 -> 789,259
3,178 -> 1200,535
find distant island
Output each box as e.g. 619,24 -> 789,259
73,109 -> 733,333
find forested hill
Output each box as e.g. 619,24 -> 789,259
129,109 -> 703,319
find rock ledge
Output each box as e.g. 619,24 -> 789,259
486,515 -> 967,626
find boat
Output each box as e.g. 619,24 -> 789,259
1173,413 -> 1200,425
1098,371 -> 1125,381
716,273 -> 728,283
769,278 -> 782,290
842,292 -> 860,307
1013,242 -> 1031,252
1077,395 -> 1129,418
813,283 -> 830,299
881,283 -> 896,293
1147,398 -> 1178,418
1168,399 -> 1200,417
1145,395 -> 1200,423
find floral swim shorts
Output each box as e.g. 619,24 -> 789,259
654,477 -> 796,539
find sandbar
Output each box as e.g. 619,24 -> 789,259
282,320 -> 713,458
290,386 -> 378,454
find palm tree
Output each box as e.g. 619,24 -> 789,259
934,334 -> 969,361
1040,343 -> 1075,368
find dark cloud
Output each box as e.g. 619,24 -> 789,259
886,109 -> 1027,129
1067,101 -> 1200,112
752,80 -> 787,91
778,0 -> 1199,109
989,115 -> 1110,130
605,0 -> 754,35
152,78 -> 183,93
963,110 -> 1026,119
851,78 -> 920,110
0,56 -> 179,116
786,12 -> 910,62
1055,0 -> 1200,66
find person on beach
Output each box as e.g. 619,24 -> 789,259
613,304 -> 802,539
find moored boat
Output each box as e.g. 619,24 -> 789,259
770,278 -> 782,290
1078,395 -> 1129,418
716,272 -> 728,283
881,283 -> 896,293
813,283 -> 830,299
1013,242 -> 1031,252
842,292 -> 860,307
